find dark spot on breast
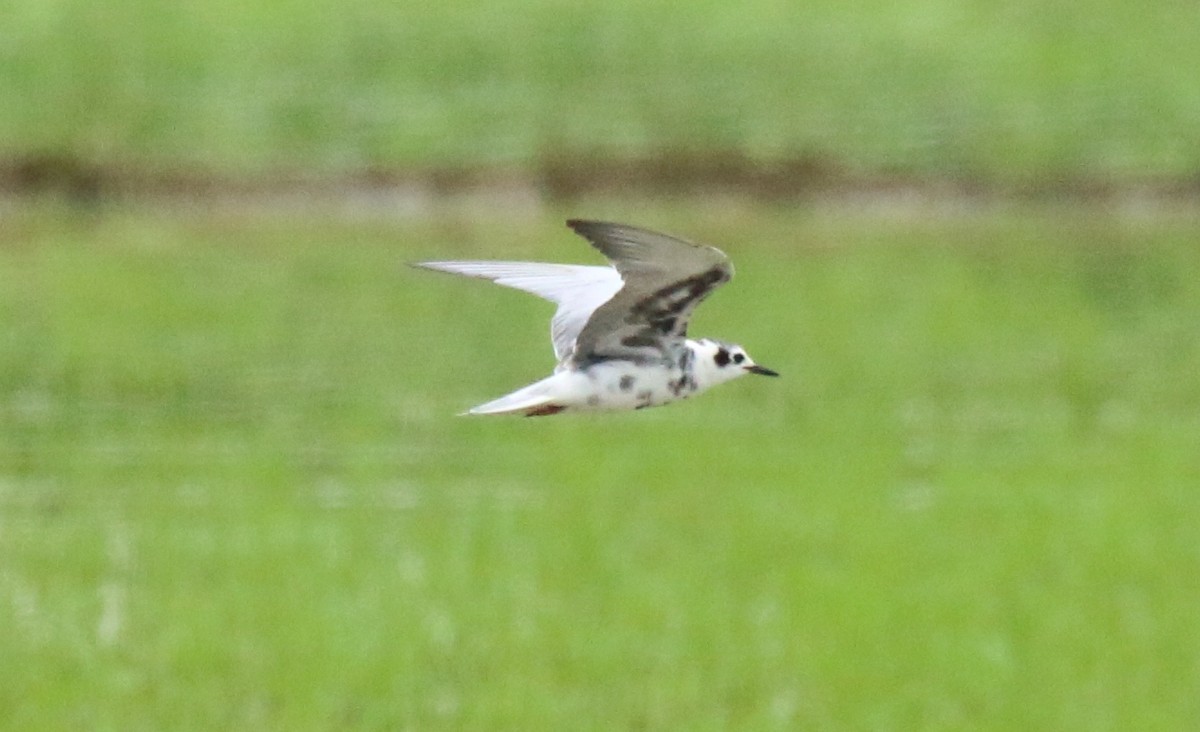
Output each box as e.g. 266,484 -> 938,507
714,348 -> 731,367
636,389 -> 654,406
586,394 -> 601,407
619,375 -> 636,392
669,375 -> 697,397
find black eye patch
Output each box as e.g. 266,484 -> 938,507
714,348 -> 731,367
733,353 -> 745,364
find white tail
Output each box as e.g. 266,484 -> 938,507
466,374 -> 562,416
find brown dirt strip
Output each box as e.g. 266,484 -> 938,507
3,152 -> 1199,209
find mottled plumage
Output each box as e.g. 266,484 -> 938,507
415,220 -> 777,416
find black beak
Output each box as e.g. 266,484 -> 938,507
746,364 -> 779,377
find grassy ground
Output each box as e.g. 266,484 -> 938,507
3,0 -> 1200,177
2,202 -> 1199,729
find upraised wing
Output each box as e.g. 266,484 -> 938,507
412,260 -> 623,362
565,220 -> 733,363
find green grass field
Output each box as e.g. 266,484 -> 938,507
2,203 -> 1199,729
4,0 -> 1200,177
4,0 -> 1200,727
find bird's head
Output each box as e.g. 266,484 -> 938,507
690,338 -> 779,386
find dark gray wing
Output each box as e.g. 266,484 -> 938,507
565,220 -> 733,363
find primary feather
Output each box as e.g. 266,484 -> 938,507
411,260 -> 622,362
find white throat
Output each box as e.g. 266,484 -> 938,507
685,338 -> 747,389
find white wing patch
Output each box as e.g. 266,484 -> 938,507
413,261 -> 624,362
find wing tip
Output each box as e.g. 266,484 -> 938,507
567,218 -> 648,236
410,260 -> 445,272
565,218 -> 602,236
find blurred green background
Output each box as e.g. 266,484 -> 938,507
3,1 -> 1200,730
4,0 -> 1200,176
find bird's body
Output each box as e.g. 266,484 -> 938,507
415,220 -> 777,416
